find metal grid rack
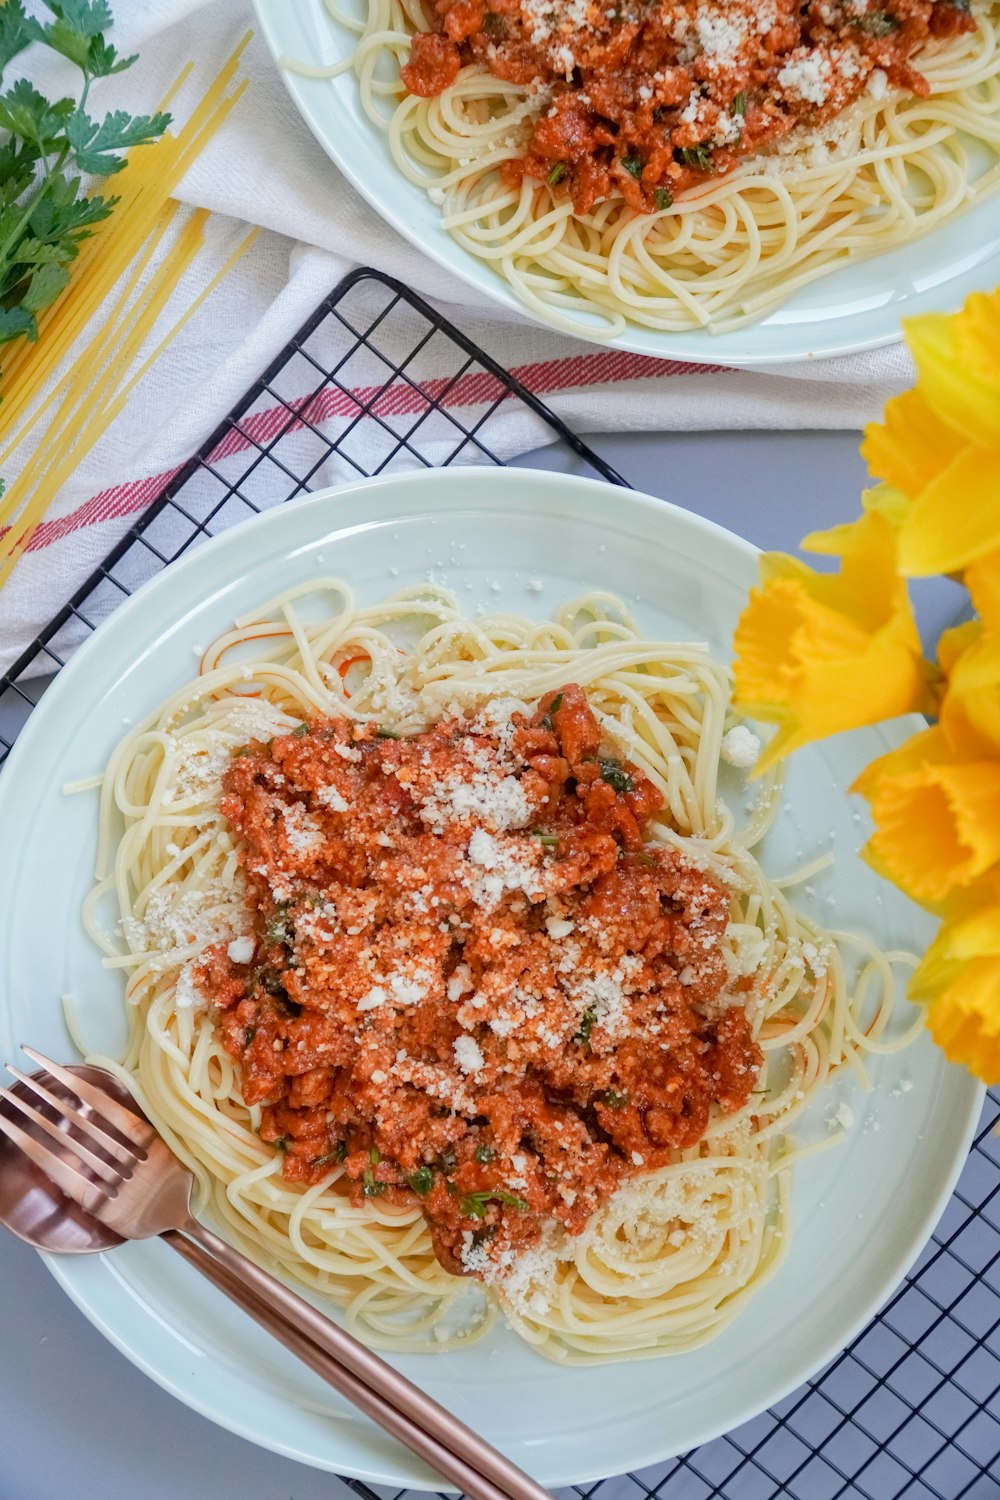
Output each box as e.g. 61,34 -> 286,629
1,267 -> 998,1500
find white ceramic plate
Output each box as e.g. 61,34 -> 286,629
0,469 -> 981,1488
252,0 -> 1000,365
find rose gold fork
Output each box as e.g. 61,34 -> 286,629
0,1047 -> 552,1500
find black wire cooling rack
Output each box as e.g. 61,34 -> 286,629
1,267 -> 998,1500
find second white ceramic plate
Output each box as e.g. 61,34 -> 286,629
0,469 -> 981,1486
252,0 -> 1000,364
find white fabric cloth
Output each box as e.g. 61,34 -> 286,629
0,0 -> 912,677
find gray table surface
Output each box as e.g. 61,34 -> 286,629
0,428 -> 964,1500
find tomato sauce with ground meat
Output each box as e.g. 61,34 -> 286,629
400,0 -> 974,213
197,686 -> 761,1279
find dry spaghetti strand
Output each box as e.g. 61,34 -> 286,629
0,36 -> 254,586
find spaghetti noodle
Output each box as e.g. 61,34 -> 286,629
287,0 -> 1000,335
78,581 -> 921,1361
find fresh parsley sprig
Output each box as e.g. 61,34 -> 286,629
0,1 -> 170,346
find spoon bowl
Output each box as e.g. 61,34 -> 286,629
0,1062 -> 127,1252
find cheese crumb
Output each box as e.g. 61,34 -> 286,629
454,1035 -> 486,1075
720,725 -> 760,770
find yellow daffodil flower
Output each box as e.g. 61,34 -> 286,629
861,288 -> 1000,578
908,873 -> 1000,1081
926,963 -> 1000,1084
938,622 -> 1000,761
732,284 -> 1000,1087
733,506 -> 934,775
853,727 -> 1000,905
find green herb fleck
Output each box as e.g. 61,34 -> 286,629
600,1088 -> 628,1110
599,757 -> 634,795
312,1141 -> 347,1168
547,162 -> 567,185
460,1188 -> 529,1218
578,1006 -> 596,1049
856,8 -> 898,32
532,830 -> 559,847
678,145 -> 712,171
243,1025 -> 256,1047
548,692 -> 564,714
233,745 -> 250,758
362,1169 -> 386,1198
408,1165 -> 434,1196
369,1145 -> 381,1165
732,90 -> 747,117
292,723 -> 309,738
375,727 -> 401,739
264,903 -> 292,947
621,154 -> 644,179
654,187 -> 673,210
474,1143 -> 496,1165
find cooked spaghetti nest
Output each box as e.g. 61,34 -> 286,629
77,580 -> 922,1360
288,0 -> 1000,335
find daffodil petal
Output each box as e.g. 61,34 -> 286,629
801,510 -> 909,632
852,725 -> 948,801
733,577 -> 879,700
965,550 -> 1000,633
860,388 -> 965,500
862,761 -> 1000,905
734,511 -> 932,773
954,288 -> 1000,384
897,448 -> 1000,578
926,957 -> 1000,1083
940,628 -> 1000,760
905,310 -> 1000,450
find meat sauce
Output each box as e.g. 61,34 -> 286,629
400,0 -> 975,213
198,686 -> 761,1278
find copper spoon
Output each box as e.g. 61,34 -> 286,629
0,1054 -> 548,1500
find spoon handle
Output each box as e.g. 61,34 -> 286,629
163,1227 -> 532,1500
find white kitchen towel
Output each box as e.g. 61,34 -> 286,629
0,0 -> 916,677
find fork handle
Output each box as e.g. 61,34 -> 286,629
175,1217 -> 551,1500
162,1230 -> 512,1500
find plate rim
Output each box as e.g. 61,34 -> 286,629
249,0 -> 1000,366
0,466 -> 985,1487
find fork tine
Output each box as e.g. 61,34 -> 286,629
20,1046 -> 154,1145
0,1083 -> 122,1183
0,1108 -> 107,1214
5,1064 -> 139,1167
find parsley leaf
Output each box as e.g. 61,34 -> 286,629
65,107 -> 171,176
460,1189 -> 529,1218
855,9 -> 898,33
408,1165 -> 434,1195
599,757 -> 634,794
0,3 -> 169,361
0,3 -> 33,74
677,144 -> 712,171
362,1169 -> 386,1198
